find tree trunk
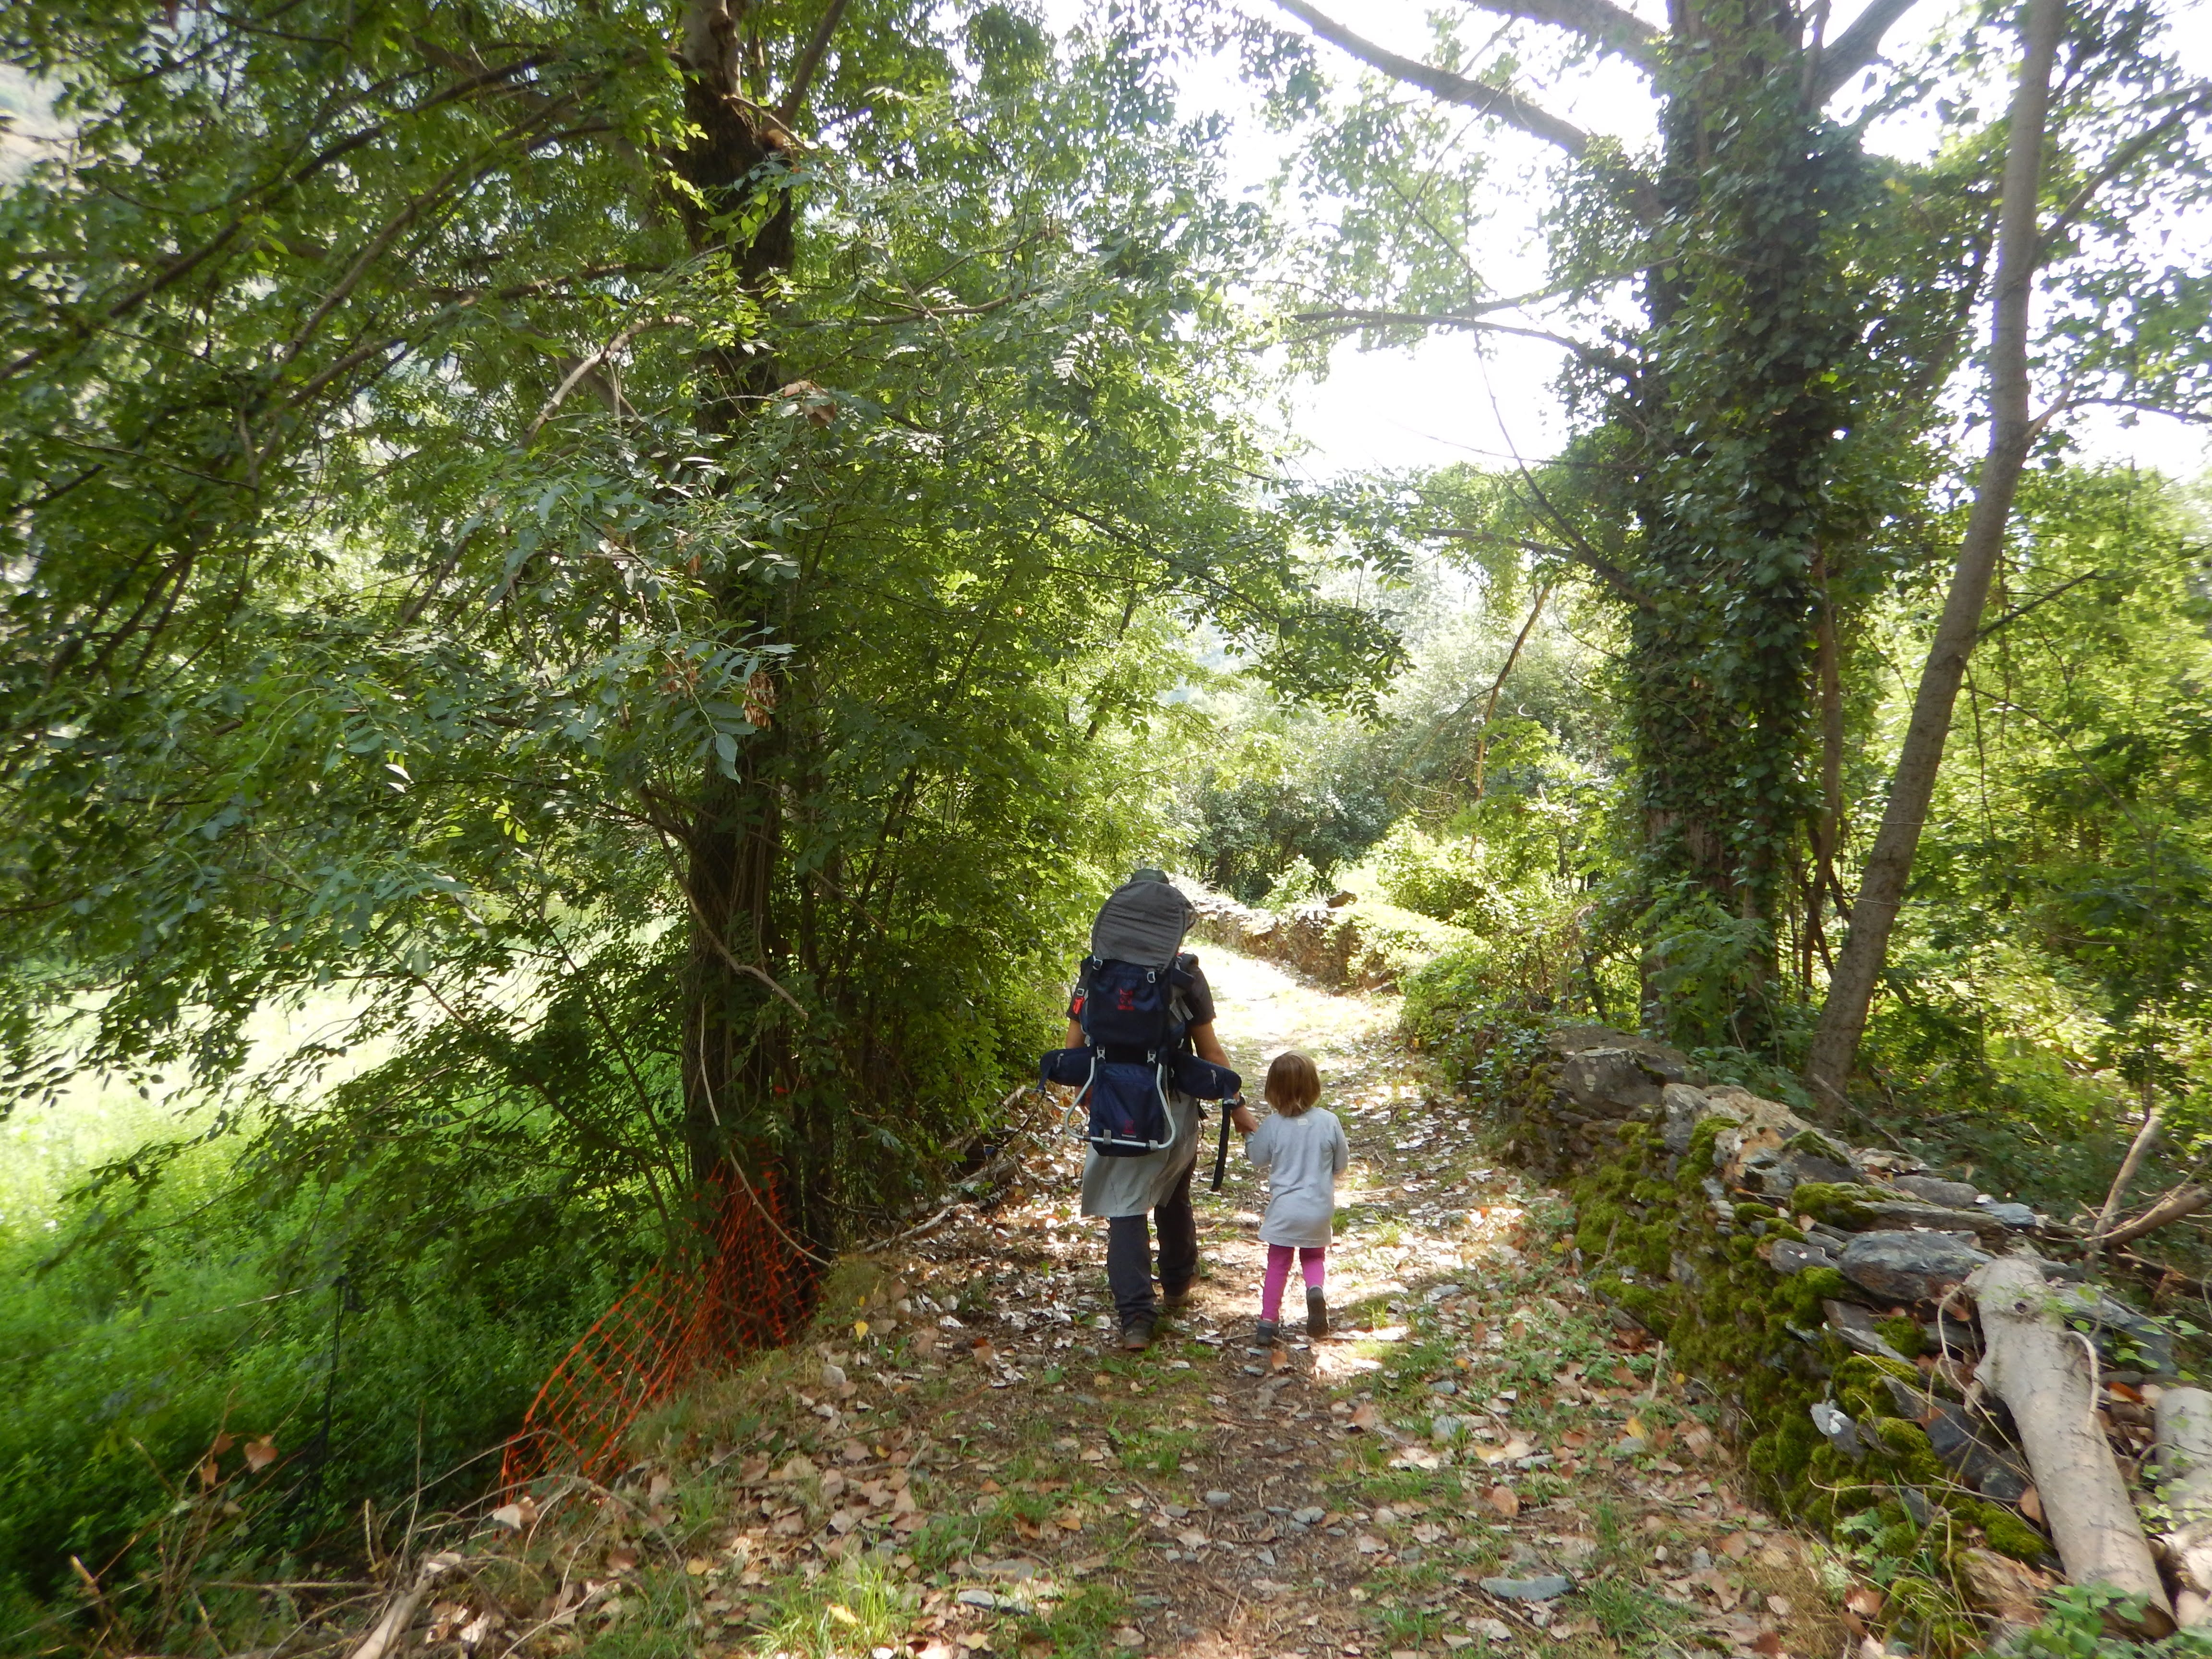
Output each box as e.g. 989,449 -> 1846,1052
1811,547 -> 1844,932
1968,1255 -> 2175,1633
671,0 -> 810,1216
1802,0 -> 2064,1112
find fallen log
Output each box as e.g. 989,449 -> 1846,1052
1970,1255 -> 2175,1634
2155,1386 -> 2212,1626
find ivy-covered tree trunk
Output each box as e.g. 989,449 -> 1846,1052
1624,0 -> 1865,1025
1268,0 -> 1923,1048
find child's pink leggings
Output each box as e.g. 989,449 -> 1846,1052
1261,1244 -> 1326,1321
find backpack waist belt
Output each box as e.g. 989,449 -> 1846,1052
1094,1044 -> 1182,1065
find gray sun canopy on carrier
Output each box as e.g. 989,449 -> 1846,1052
1089,870 -> 1194,967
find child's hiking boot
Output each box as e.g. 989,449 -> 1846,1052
1254,1318 -> 1280,1346
1306,1286 -> 1329,1338
1119,1320 -> 1154,1352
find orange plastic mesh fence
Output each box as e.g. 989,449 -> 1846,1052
499,1173 -> 816,1490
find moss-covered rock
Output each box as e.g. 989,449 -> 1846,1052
1877,1316 -> 1926,1358
1790,1181 -> 1883,1228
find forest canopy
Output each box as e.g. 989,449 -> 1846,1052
3,0 -> 2212,1647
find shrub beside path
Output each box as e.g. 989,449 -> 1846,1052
433,949 -> 1849,1659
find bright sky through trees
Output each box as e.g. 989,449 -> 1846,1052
1099,0 -> 2212,479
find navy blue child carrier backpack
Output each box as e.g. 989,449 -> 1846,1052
1039,873 -> 1240,1157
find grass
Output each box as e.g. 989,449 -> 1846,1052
1582,1577 -> 1699,1644
1111,1426 -> 1199,1476
1010,1582 -> 1129,1659
749,1556 -> 917,1659
578,1564 -> 700,1659
1376,1601 -> 1451,1643
0,1063 -> 651,1654
1358,1468 -> 1466,1505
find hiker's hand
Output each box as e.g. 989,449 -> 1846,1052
1230,1099 -> 1258,1134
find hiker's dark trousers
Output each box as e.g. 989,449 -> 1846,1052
1106,1155 -> 1197,1328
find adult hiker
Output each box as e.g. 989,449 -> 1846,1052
1047,870 -> 1254,1352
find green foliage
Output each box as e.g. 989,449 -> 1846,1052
1373,822 -> 1499,928
1178,717 -> 1398,902
0,1118 -> 639,1630
2012,1585 -> 2212,1659
1241,0 -> 2212,1046
0,0 -> 1410,1635
1861,466 -> 2212,1192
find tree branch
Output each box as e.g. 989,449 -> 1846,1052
1427,526 -> 1648,611
2104,1183 -> 2212,1250
1274,0 -> 1595,156
1456,0 -> 1660,70
1289,307 -> 1636,374
1810,0 -> 1922,104
1976,568 -> 2103,640
2041,84 -> 2212,251
526,313 -> 687,439
777,0 -> 852,124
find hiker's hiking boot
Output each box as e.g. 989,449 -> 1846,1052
1306,1286 -> 1329,1338
1254,1318 -> 1280,1346
1119,1321 -> 1154,1352
1159,1286 -> 1194,1313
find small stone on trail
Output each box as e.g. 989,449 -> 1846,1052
1205,1490 -> 1233,1509
1293,1506 -> 1325,1524
1480,1575 -> 1571,1601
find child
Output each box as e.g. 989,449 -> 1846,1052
1243,1050 -> 1349,1344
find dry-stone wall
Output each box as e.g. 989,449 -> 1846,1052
1479,1022 -> 2193,1647
1180,883 -> 1466,991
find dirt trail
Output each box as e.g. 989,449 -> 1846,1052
590,949 -> 1850,1659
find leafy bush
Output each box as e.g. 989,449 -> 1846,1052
2010,1584 -> 2212,1659
1178,724 -> 1398,904
1264,855 -> 1330,906
1341,902 -> 1472,986
1373,822 -> 1510,929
